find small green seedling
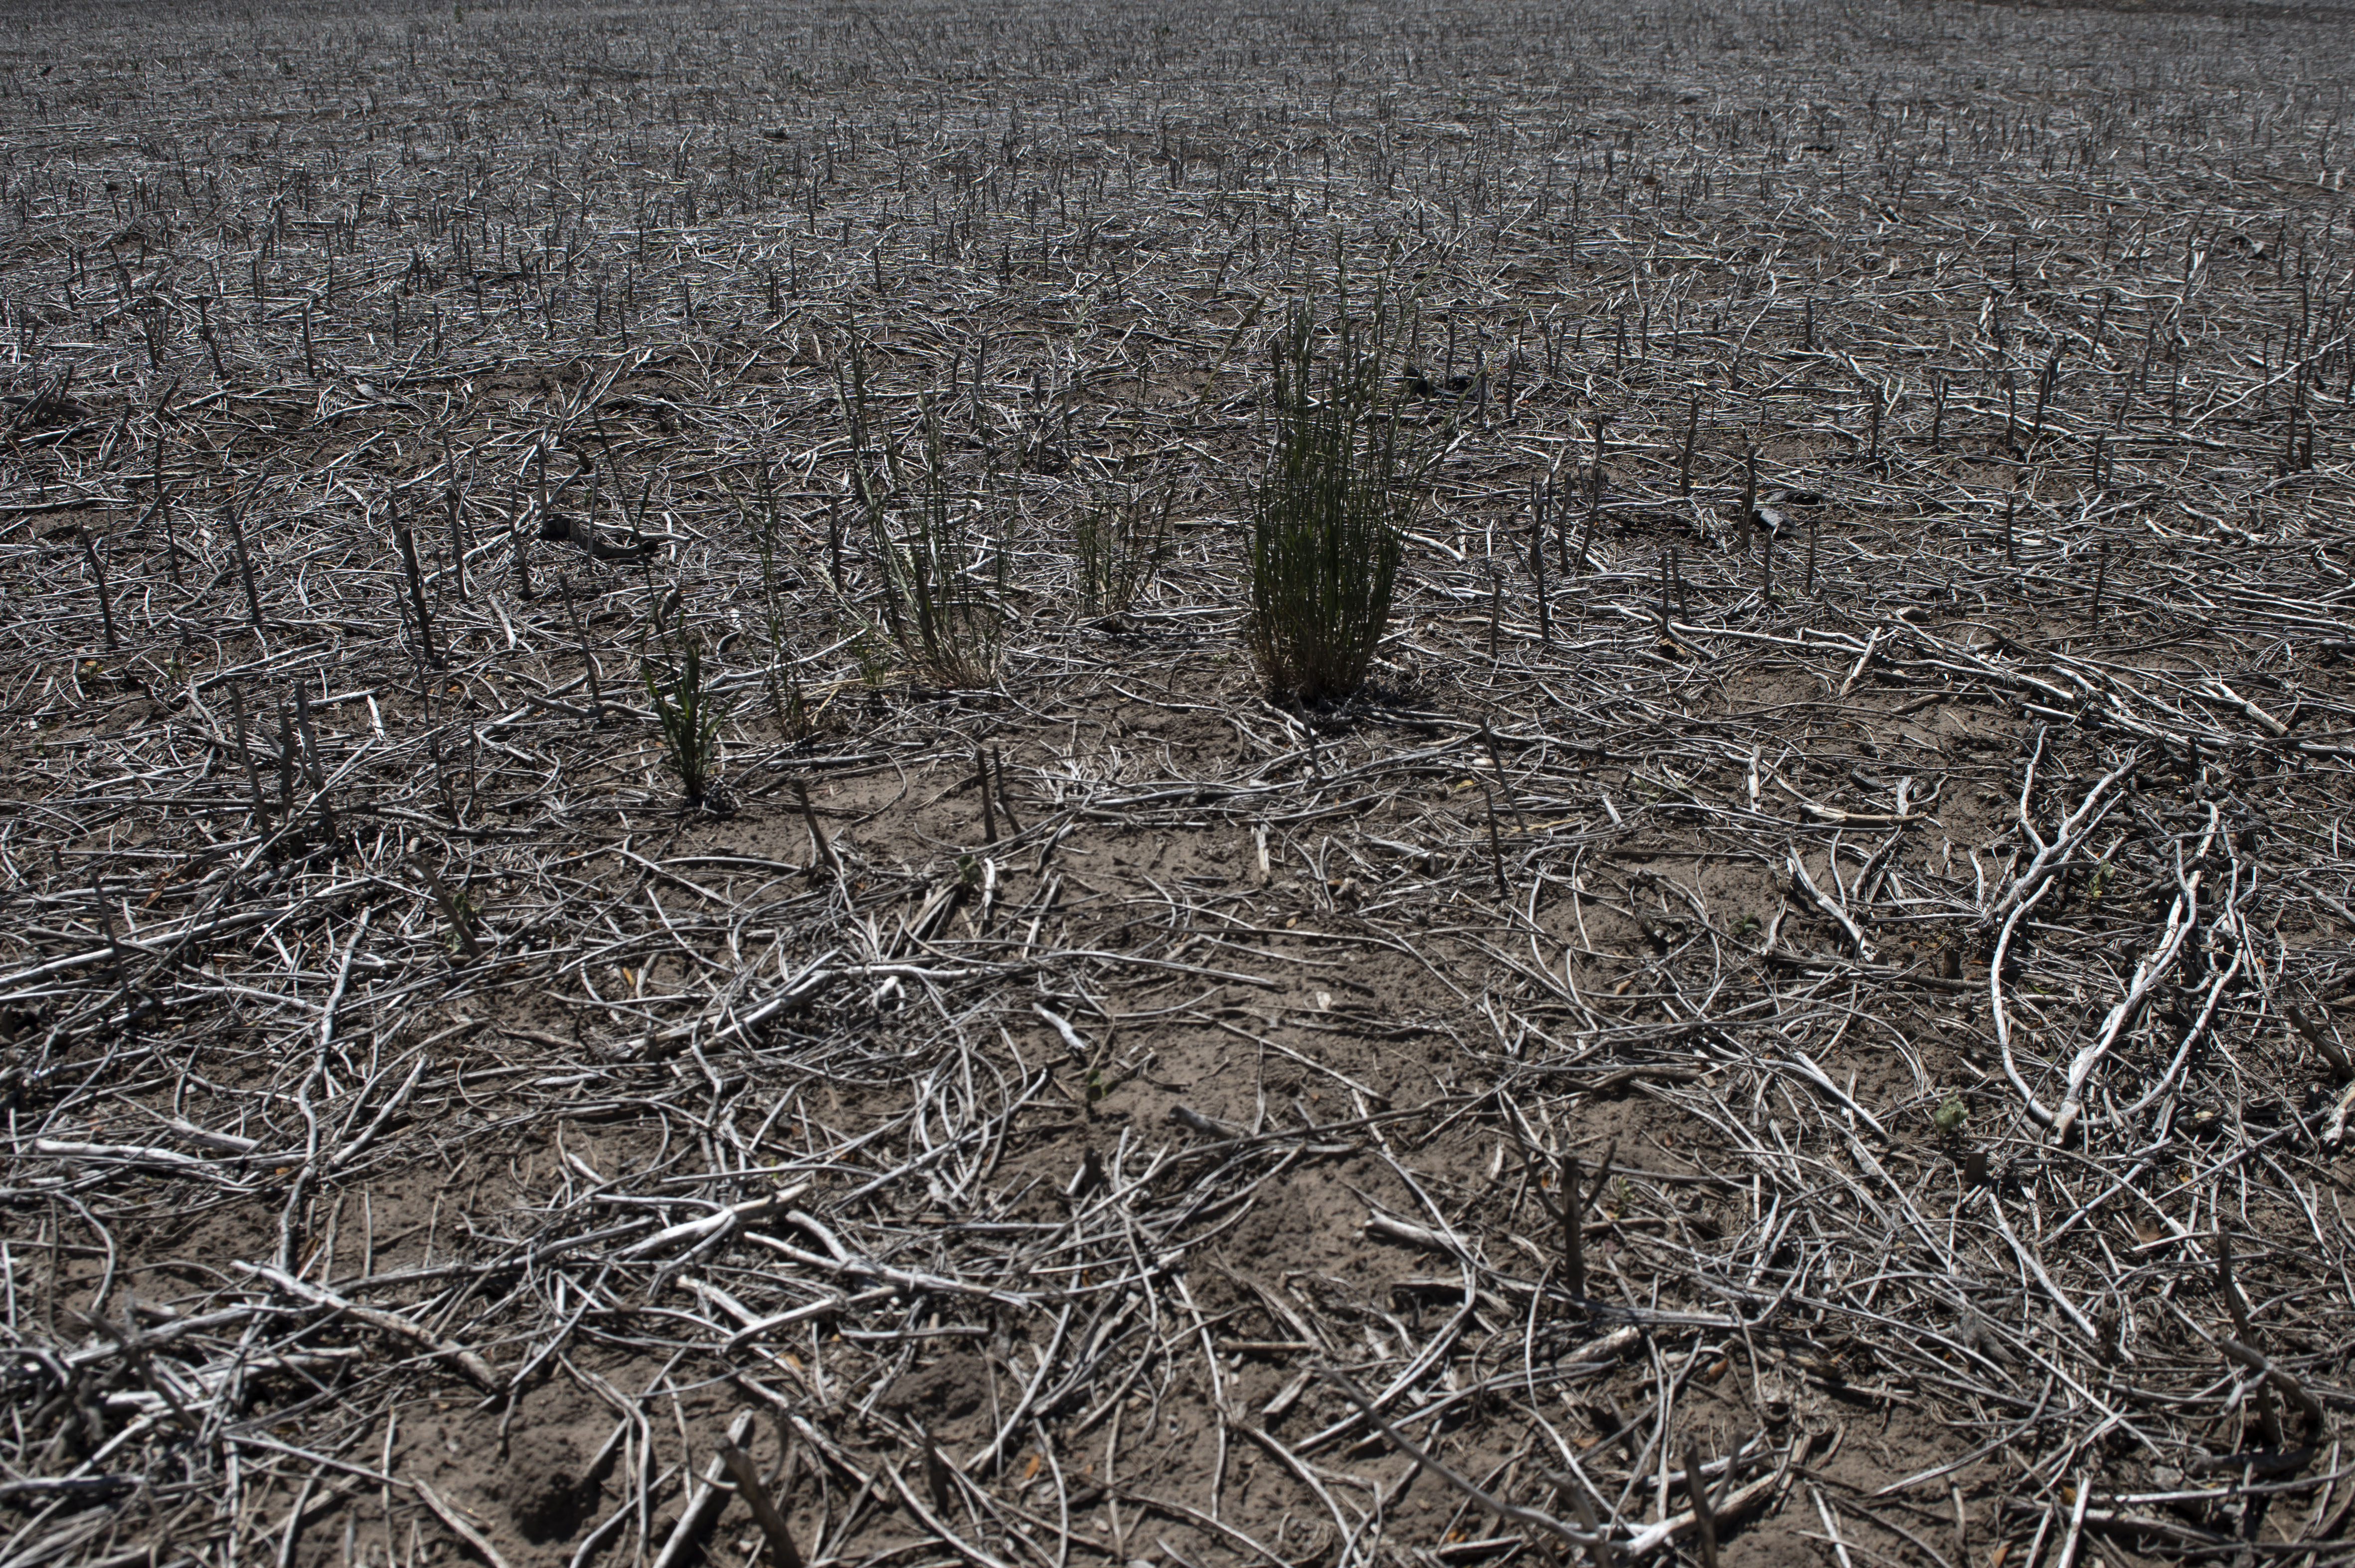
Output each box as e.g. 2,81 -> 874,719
442,889 -> 480,954
1932,1097 -> 1969,1135
642,639 -> 726,809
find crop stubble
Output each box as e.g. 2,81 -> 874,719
4,0 -> 2355,1566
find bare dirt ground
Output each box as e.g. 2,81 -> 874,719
5,0 -> 2355,1566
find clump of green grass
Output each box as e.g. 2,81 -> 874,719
1071,479 -> 1174,620
1245,292 -> 1433,703
730,465 -> 822,744
867,396 -> 1007,688
829,330 -> 1005,688
642,639 -> 726,808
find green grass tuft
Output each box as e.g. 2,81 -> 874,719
1071,479 -> 1174,620
867,396 -> 1007,689
1245,292 -> 1434,703
642,639 -> 726,808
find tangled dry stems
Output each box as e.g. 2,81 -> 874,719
2,2 -> 2355,1568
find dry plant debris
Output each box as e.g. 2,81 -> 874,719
4,2 -> 2355,1567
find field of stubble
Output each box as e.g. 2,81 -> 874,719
5,1 -> 2355,1566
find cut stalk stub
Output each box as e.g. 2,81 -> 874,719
717,1441 -> 803,1568
1560,1153 -> 1587,1303
794,780 -> 843,879
1684,1441 -> 1719,1568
